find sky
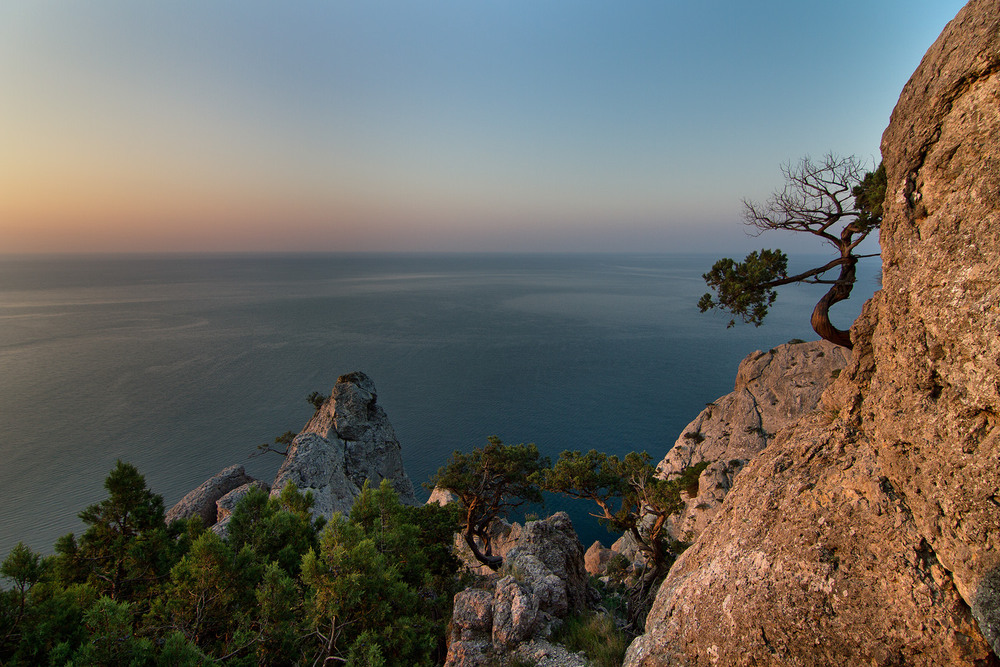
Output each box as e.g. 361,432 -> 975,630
0,1 -> 969,254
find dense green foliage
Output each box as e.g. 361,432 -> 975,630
538,451 -> 702,579
306,391 -> 326,411
698,249 -> 789,328
0,464 -> 461,666
3,443 -> 706,663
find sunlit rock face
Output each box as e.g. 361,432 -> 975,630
271,371 -> 416,518
657,339 -> 849,543
626,1 -> 1000,664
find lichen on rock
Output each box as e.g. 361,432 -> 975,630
271,371 -> 416,518
625,1 -> 1000,664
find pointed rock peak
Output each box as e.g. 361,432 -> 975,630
274,371 -> 416,519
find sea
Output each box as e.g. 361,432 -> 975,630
0,252 -> 880,559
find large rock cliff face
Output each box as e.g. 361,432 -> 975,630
657,340 -> 849,542
626,1 -> 1000,664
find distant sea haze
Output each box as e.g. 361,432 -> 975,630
0,252 -> 879,556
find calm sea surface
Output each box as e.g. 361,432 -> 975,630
0,253 -> 879,557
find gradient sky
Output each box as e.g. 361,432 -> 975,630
0,1 -> 968,254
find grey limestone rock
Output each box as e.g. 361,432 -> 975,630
210,480 -> 271,540
165,464 -> 255,527
657,339 -> 849,542
444,512 -> 590,667
215,480 -> 270,523
451,588 -> 494,641
271,371 -> 416,519
504,512 -> 589,615
271,433 -> 357,518
492,576 -> 538,649
426,485 -> 459,506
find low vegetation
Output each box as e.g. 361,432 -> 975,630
551,610 -> 630,667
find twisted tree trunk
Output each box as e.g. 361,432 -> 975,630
810,256 -> 857,349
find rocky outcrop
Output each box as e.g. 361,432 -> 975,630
505,512 -> 590,616
171,372 -> 415,531
215,480 -> 270,524
210,480 -> 270,539
427,485 -> 459,506
626,2 -> 1000,664
272,371 -> 416,518
444,512 -> 590,667
584,540 -> 613,576
657,339 -> 849,542
453,518 -> 524,576
165,464 -> 257,527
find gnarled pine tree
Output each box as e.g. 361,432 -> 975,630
698,154 -> 885,349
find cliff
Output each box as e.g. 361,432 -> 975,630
657,340 -> 849,542
625,1 -> 1000,664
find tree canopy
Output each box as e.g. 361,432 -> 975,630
427,436 -> 547,570
698,154 -> 886,348
538,451 -> 702,580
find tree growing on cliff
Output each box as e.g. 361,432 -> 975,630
427,436 -> 548,570
537,450 -> 704,591
698,154 -> 886,348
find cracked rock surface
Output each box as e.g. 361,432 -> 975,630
627,2 -> 1000,663
657,340 -> 849,542
272,371 -> 415,518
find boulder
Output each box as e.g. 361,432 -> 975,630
443,640 -> 489,667
165,464 -> 255,527
626,2 -> 1000,664
271,372 -> 416,518
492,576 -> 538,648
444,512 -> 590,666
215,480 -> 270,523
427,485 -> 459,506
451,589 -> 494,641
270,433 -> 358,518
504,512 -> 589,615
584,540 -> 613,576
210,480 -> 271,540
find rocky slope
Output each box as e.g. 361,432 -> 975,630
625,1 -> 1000,664
444,512 -> 591,667
657,340 -> 849,542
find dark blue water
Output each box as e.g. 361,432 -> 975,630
0,253 -> 879,558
